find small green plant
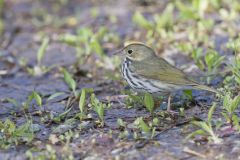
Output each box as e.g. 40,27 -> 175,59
117,118 -> 127,129
90,94 -> 111,126
77,88 -> 93,120
59,27 -> 115,65
205,50 -> 225,73
47,92 -> 65,101
175,0 -> 209,20
144,93 -> 154,116
187,103 -> 222,144
0,119 -> 35,149
122,90 -> 143,108
183,89 -> 193,101
134,117 -> 156,139
221,93 -> 240,127
132,11 -> 153,30
62,68 -> 77,97
26,144 -> 57,160
22,91 -> 43,111
132,5 -> 175,43
79,88 -> 86,114
204,50 -> 225,83
191,48 -> 205,70
225,38 -> 240,86
27,37 -> 50,76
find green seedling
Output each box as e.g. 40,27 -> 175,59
187,103 -> 222,144
154,3 -> 174,31
62,68 -> 77,97
59,27 -> 108,65
144,93 -> 154,116
117,118 -> 126,129
52,107 -> 72,123
21,91 -> 43,112
4,98 -> 19,107
132,11 -> 153,29
204,50 -> 225,83
122,90 -> 143,108
205,50 -> 225,73
175,0 -> 209,20
79,88 -> 86,114
28,91 -> 42,107
134,117 -> 156,139
0,119 -> 35,149
26,144 -> 57,160
37,37 -> 49,66
118,130 -> 129,139
183,89 -> 193,101
27,37 -> 50,76
90,94 -> 110,126
222,93 -> 240,127
226,38 -> 240,86
77,88 -> 94,120
47,92 -> 65,101
191,48 -> 205,70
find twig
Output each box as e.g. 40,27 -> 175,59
183,147 -> 206,159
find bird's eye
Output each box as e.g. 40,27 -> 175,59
128,50 -> 133,54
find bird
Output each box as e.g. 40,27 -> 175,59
116,42 -> 218,112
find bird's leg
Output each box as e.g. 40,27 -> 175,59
167,94 -> 178,115
167,94 -> 172,112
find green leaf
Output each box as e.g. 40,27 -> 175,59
5,98 -> 19,107
185,129 -> 206,140
138,117 -> 150,133
33,92 -> 42,106
28,91 -> 42,107
208,103 -> 216,123
79,88 -> 86,113
132,11 -> 153,29
221,112 -> 230,123
183,89 -> 193,100
144,93 -> 154,114
47,92 -> 65,101
117,118 -> 126,128
230,95 -> 240,113
59,34 -> 78,46
94,105 -> 104,121
223,93 -> 231,112
37,37 -> 49,65
62,68 -> 76,93
91,93 -> 105,122
192,121 -> 212,134
90,38 -> 103,56
232,114 -> 239,129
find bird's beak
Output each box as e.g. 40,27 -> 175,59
110,48 -> 123,56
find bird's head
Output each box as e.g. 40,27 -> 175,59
113,42 -> 156,61
123,43 -> 156,61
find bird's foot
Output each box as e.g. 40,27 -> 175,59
166,109 -> 179,116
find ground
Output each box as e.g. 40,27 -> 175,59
0,0 -> 240,160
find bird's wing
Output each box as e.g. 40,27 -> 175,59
131,58 -> 198,86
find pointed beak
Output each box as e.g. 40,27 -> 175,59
109,48 -> 124,56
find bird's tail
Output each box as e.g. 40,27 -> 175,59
193,84 -> 219,94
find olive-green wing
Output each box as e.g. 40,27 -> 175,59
131,58 -> 198,85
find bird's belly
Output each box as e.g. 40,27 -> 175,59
122,68 -> 177,95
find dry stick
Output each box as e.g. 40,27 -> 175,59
183,147 -> 206,159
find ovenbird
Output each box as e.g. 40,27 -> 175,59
117,42 -> 218,111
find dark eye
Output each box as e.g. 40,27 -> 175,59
128,50 -> 133,54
